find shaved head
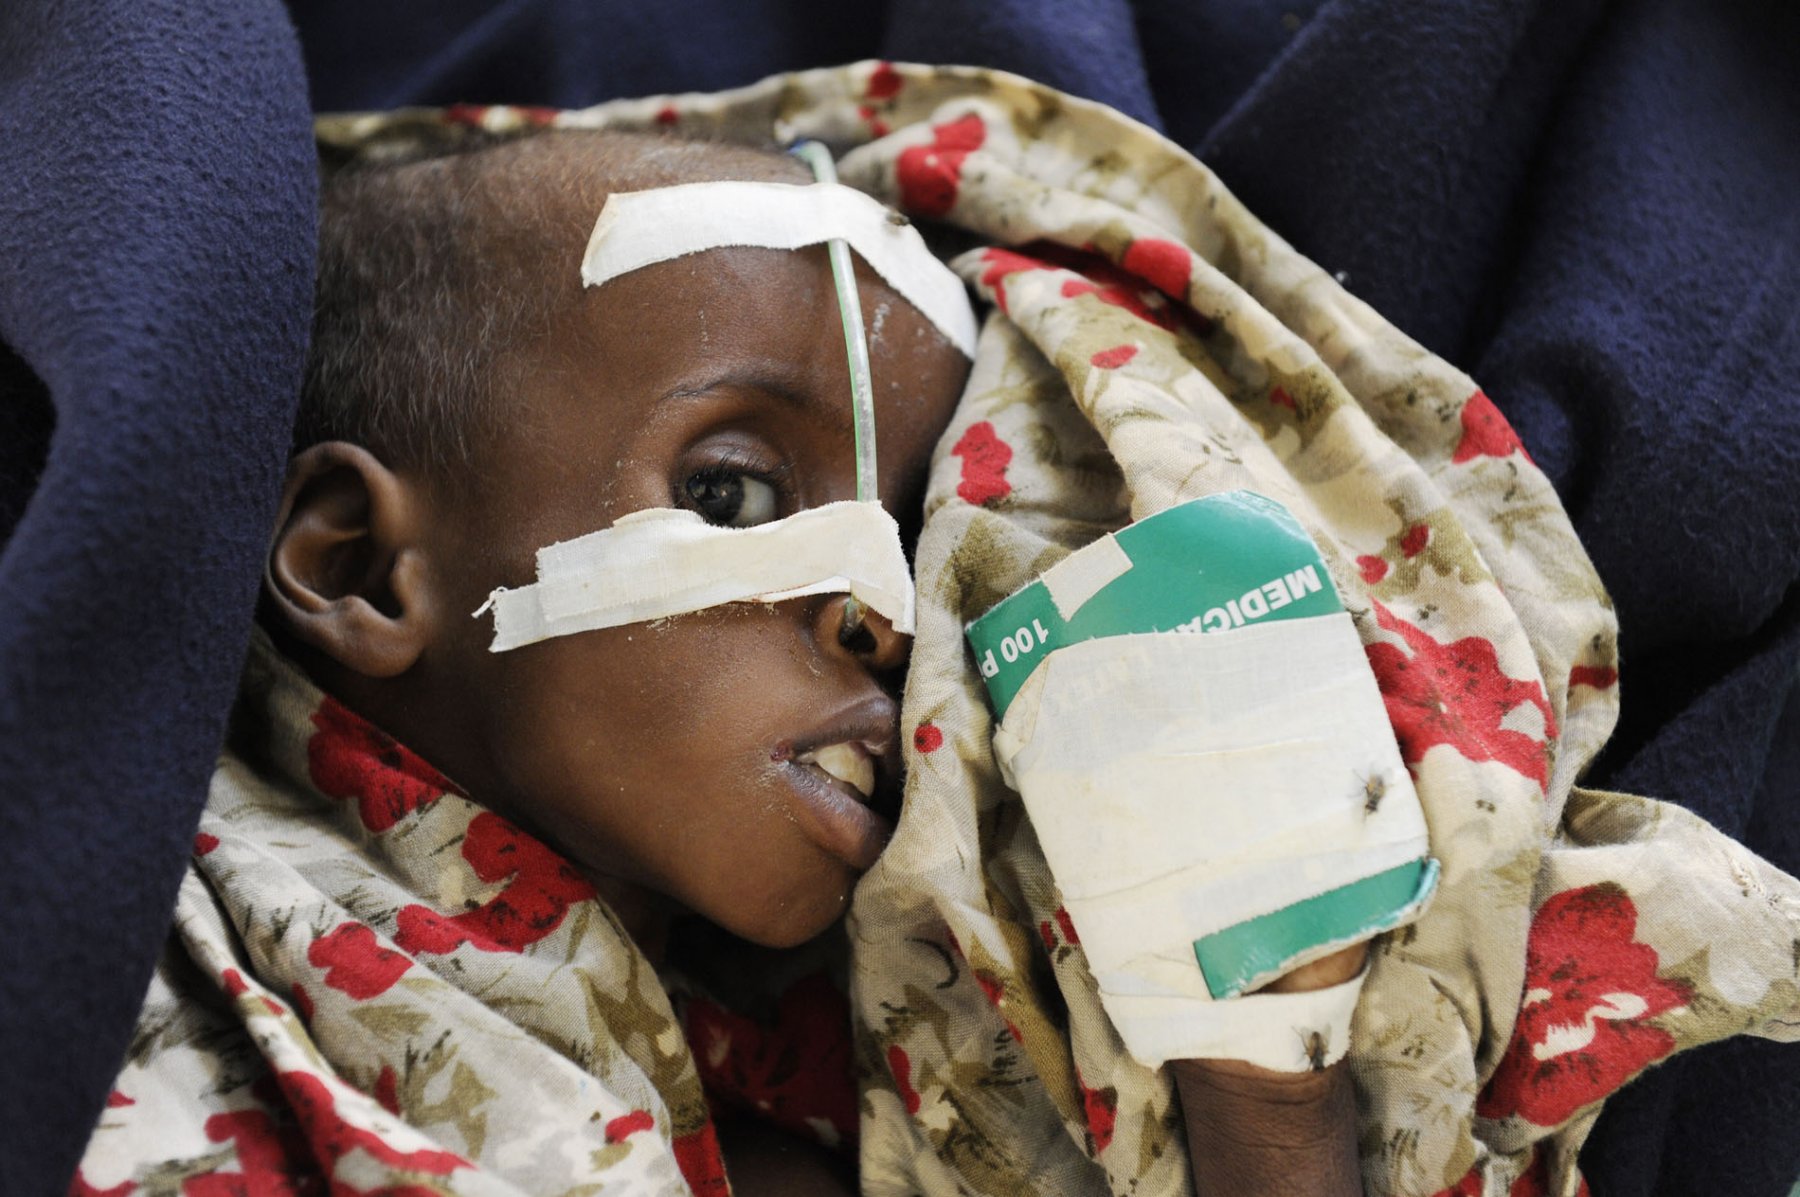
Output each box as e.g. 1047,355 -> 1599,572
297,129 -> 810,472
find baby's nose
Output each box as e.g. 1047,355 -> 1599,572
819,594 -> 910,672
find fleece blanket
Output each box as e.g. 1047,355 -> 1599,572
0,4 -> 314,1189
7,4 -> 1797,1193
72,66 -> 1800,1197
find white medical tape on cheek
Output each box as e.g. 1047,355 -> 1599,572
580,181 -> 979,357
477,500 -> 916,652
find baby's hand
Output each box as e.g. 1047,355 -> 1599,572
973,493 -> 1437,1074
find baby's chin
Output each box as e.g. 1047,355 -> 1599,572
694,864 -> 862,951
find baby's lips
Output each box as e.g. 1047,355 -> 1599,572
782,694 -> 897,760
777,695 -> 900,809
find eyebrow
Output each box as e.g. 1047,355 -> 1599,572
659,365 -> 855,439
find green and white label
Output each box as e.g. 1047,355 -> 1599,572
965,490 -> 1342,719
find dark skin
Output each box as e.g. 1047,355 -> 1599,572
1175,945 -> 1368,1197
266,165 -> 1366,1194
272,243 -> 960,952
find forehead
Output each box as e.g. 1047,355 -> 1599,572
539,239 -> 964,444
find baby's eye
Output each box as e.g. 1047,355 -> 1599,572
683,469 -> 780,528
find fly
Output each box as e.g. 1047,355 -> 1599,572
1297,1028 -> 1329,1072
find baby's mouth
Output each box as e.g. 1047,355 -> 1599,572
772,728 -> 894,871
771,695 -> 900,869
793,742 -> 876,802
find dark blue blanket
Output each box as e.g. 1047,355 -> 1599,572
0,0 -> 315,1187
3,0 -> 1795,1192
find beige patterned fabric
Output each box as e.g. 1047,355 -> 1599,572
76,635 -> 729,1196
76,63 -> 1800,1197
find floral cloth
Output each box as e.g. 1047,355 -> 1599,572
75,637 -> 736,1196
78,63 -> 1800,1196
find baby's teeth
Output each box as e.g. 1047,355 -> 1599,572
811,743 -> 875,799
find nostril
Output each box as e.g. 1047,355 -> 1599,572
837,597 -> 879,654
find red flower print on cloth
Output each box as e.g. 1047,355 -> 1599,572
1365,600 -> 1556,790
1077,1074 -> 1118,1153
856,62 -> 903,137
308,696 -> 458,833
951,421 -> 1013,506
193,832 -> 219,856
278,1069 -> 467,1177
1478,884 -> 1690,1127
219,968 -> 285,1018
1059,241 -> 1200,331
1119,238 -> 1193,300
1508,1147 -> 1591,1197
372,1066 -> 401,1117
1040,905 -> 1082,962
442,103 -> 556,131
858,105 -> 891,138
1057,248 -> 1183,330
1357,554 -> 1389,585
973,969 -> 1023,1042
896,113 -> 986,218
393,812 -> 595,955
684,972 -> 858,1148
865,61 -> 903,101
1430,1147 -> 1589,1197
1089,344 -> 1138,370
672,1121 -> 730,1197
913,722 -> 944,753
973,243 -> 1178,333
1569,664 -> 1618,690
308,921 -> 412,999
67,1170 -> 134,1197
441,102 -> 490,129
975,246 -> 1046,316
182,1107 -> 312,1197
1400,522 -> 1431,558
887,1044 -> 922,1115
1453,389 -> 1533,465
604,1110 -> 655,1144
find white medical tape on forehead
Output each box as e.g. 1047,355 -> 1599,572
580,181 -> 979,358
477,501 -> 916,652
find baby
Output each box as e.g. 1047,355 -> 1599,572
282,130 -> 967,958
72,128 -> 1364,1196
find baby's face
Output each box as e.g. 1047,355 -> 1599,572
412,243 -> 968,947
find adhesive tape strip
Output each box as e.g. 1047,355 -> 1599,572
1097,953 -> 1368,1071
968,490 -> 1345,720
581,181 -> 978,357
996,615 -> 1432,975
478,500 -> 916,651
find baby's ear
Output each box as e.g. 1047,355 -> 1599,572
265,442 -> 437,678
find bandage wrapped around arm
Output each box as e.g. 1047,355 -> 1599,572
969,493 -> 1437,1072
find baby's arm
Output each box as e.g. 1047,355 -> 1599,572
973,498 -> 1437,1193
1170,943 -> 1367,1197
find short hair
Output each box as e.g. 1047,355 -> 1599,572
296,128 -> 808,474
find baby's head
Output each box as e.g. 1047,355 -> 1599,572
267,129 -> 970,948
